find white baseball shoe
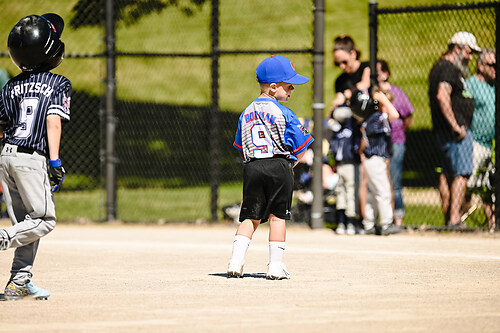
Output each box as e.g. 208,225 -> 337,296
346,223 -> 356,235
335,223 -> 346,235
266,262 -> 291,280
227,260 -> 244,278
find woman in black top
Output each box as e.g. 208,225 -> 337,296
330,35 -> 371,115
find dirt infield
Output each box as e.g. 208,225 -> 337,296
0,221 -> 499,332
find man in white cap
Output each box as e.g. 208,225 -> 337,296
428,31 -> 481,229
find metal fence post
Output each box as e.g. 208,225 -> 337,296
369,0 -> 378,87
310,0 -> 325,229
210,0 -> 220,222
105,0 -> 117,221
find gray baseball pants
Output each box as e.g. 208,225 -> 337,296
362,155 -> 393,230
0,143 -> 56,284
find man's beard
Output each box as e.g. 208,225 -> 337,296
479,69 -> 495,86
454,53 -> 471,78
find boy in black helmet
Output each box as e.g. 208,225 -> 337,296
0,13 -> 70,300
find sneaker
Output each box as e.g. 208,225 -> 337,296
446,222 -> 464,231
364,227 -> 376,235
381,223 -> 405,236
4,280 -> 50,301
335,223 -> 346,235
346,223 -> 356,235
355,225 -> 365,235
227,260 -> 244,278
266,262 -> 291,280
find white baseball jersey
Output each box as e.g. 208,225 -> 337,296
233,98 -> 313,163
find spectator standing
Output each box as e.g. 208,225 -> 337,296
330,34 -> 370,223
376,60 -> 414,226
466,49 -> 496,231
358,88 -> 403,235
330,35 -> 371,113
428,31 -> 480,228
329,106 -> 362,235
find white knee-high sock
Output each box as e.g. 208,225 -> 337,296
269,241 -> 286,263
230,235 -> 251,263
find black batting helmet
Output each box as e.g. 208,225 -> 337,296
349,89 -> 378,121
8,13 -> 65,73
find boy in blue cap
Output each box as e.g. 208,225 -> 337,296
228,56 -> 314,279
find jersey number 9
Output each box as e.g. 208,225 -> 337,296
15,97 -> 39,139
251,124 -> 274,158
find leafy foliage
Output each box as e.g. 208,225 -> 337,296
69,0 -> 208,28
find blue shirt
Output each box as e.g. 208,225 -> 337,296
467,75 -> 495,149
362,111 -> 392,158
329,117 -> 361,164
234,98 -> 314,163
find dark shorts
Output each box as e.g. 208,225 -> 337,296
239,157 -> 294,223
436,130 -> 473,177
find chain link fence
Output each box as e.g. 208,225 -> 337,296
0,0 -> 315,222
3,1 -> 496,229
373,1 -> 498,230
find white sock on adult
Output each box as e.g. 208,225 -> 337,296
230,235 -> 251,263
269,241 -> 286,263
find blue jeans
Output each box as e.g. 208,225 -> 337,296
390,143 -> 405,219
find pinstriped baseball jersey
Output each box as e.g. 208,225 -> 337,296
0,72 -> 71,155
233,98 -> 314,163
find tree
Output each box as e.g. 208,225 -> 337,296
70,0 -> 207,28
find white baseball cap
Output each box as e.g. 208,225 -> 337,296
448,32 -> 481,52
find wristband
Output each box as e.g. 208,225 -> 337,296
49,158 -> 62,167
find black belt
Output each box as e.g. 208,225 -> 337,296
247,155 -> 291,163
17,146 -> 37,154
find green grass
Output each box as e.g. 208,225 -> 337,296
403,204 -> 444,227
55,183 -> 243,222
54,184 -> 492,229
54,189 -> 104,222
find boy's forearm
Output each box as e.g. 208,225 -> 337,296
46,115 -> 62,160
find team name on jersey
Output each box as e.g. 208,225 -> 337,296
244,110 -> 276,125
10,82 -> 54,99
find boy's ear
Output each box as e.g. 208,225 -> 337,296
269,83 -> 278,91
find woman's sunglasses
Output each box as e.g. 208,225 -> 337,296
334,60 -> 348,67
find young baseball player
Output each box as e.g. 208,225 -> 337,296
228,55 -> 314,280
0,13 -> 70,300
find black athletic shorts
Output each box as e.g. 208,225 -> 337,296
239,157 -> 294,223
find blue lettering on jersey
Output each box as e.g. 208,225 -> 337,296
244,111 -> 275,125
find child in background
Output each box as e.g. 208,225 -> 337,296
359,88 -> 404,235
329,106 -> 362,235
228,55 -> 314,279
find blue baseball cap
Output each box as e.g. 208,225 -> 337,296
256,55 -> 310,85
